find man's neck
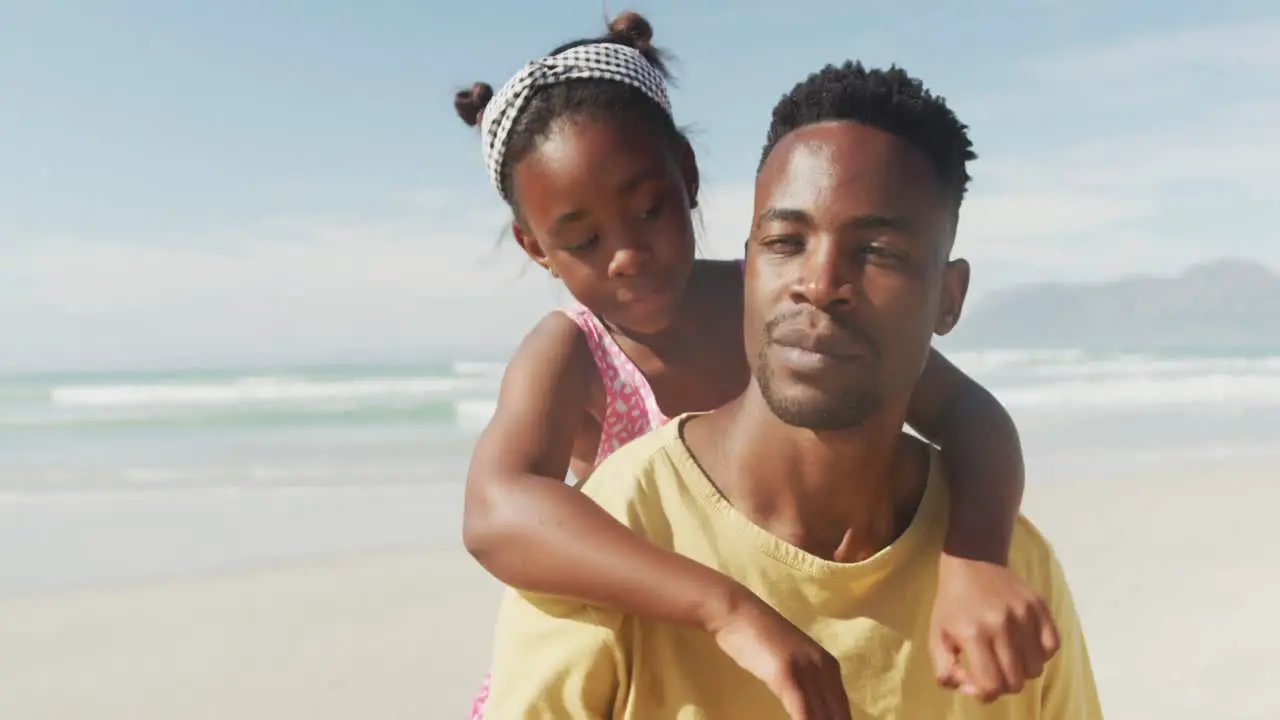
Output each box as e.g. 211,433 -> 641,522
687,387 -> 927,563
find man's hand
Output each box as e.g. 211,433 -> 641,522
929,556 -> 1061,702
707,591 -> 852,720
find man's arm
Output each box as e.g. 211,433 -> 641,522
485,590 -> 628,719
1040,551 -> 1104,719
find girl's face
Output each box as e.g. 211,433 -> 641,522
509,115 -> 699,334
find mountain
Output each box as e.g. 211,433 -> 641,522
952,259 -> 1280,350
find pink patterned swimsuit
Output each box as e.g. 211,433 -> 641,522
466,302 -> 671,719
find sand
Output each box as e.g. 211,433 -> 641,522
1,459 -> 1277,719
1023,458 -> 1280,719
0,548 -> 502,719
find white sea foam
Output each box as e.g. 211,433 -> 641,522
49,375 -> 492,408
451,361 -> 507,377
945,351 -> 1280,410
993,372 -> 1280,409
944,348 -> 1089,373
12,352 -> 1280,425
453,399 -> 498,430
3,351 -> 1278,498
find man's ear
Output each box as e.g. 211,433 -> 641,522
512,222 -> 554,275
935,257 -> 970,336
678,138 -> 700,210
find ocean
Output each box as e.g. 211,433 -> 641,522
0,361 -> 504,495
2,348 -> 1277,593
4,348 -> 1278,495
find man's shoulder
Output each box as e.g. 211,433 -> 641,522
575,418 -> 696,535
497,419 -> 693,625
1007,514 -> 1071,599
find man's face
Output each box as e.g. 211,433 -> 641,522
745,121 -> 969,431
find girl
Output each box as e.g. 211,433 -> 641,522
456,12 -> 1058,718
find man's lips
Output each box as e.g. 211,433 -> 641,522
770,325 -> 868,359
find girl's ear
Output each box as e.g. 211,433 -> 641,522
513,222 -> 555,275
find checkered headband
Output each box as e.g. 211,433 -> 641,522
480,42 -> 672,199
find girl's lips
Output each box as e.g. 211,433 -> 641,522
617,280 -> 675,306
620,288 -> 661,304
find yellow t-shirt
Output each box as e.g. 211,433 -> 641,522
486,414 -> 1102,719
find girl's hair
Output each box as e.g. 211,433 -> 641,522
453,11 -> 690,211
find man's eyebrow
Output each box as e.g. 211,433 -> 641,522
754,207 -> 812,230
842,214 -> 911,232
754,209 -> 913,232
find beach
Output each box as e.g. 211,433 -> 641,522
1,456 -> 1277,719
7,1 -> 1277,715
0,546 -> 501,719
3,350 -> 1280,718
1023,458 -> 1280,719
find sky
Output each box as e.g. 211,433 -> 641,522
1,0 -> 1277,372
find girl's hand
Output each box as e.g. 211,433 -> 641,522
708,590 -> 852,720
929,556 -> 1061,702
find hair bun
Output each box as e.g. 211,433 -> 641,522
607,10 -> 654,52
453,82 -> 494,127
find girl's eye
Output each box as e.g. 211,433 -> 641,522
640,199 -> 664,219
565,235 -> 600,254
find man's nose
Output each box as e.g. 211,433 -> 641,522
789,238 -> 857,309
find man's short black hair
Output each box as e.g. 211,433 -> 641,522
760,61 -> 976,208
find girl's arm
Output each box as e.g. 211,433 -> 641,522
463,313 -> 737,625
906,348 -> 1023,563
464,313 -> 852,715
906,348 -> 1061,702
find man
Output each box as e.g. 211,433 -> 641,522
484,61 -> 1101,719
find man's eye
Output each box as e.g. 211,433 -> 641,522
865,244 -> 905,261
762,236 -> 804,254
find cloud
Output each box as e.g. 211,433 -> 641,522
964,100 -> 1280,231
0,185 -> 763,372
689,19 -> 1280,289
10,18 -> 1278,372
1030,19 -> 1280,81
0,193 -> 573,372
1055,102 -> 1280,198
954,20 -> 1280,283
695,184 -> 755,259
